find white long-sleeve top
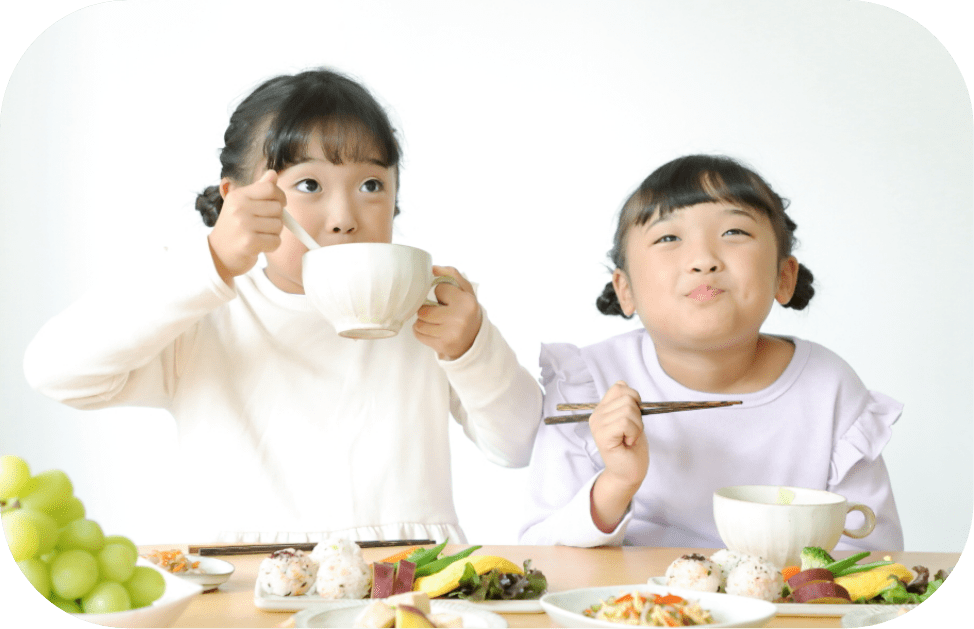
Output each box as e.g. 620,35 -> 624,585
518,329 -> 904,551
24,235 -> 542,544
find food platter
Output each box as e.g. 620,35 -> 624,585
253,581 -> 543,613
648,576 -> 910,617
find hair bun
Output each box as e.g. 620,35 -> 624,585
783,263 -> 814,310
596,281 -> 631,318
195,185 -> 224,227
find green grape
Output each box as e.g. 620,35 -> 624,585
2,508 -> 40,561
17,557 -> 52,598
19,470 -> 73,515
103,534 -> 138,558
50,496 -> 85,527
82,581 -> 132,614
97,542 -> 137,583
0,455 -> 31,500
56,518 -> 104,553
49,595 -> 83,613
124,565 -> 165,608
19,508 -> 59,555
50,548 -> 99,600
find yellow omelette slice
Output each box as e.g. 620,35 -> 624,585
412,556 -> 524,598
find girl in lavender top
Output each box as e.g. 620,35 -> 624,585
519,154 -> 904,551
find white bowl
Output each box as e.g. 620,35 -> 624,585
713,485 -> 876,569
171,555 -> 234,592
540,582 -> 777,628
70,559 -> 203,627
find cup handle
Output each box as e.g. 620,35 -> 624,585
843,503 -> 877,539
423,275 -> 460,306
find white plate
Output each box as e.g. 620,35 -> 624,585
170,555 -> 235,592
71,559 -> 203,627
254,581 -> 543,613
841,605 -> 917,627
540,583 -> 777,628
293,599 -> 508,627
650,575 -> 906,617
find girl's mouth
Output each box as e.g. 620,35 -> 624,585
689,285 -> 724,301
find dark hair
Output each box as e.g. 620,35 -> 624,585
195,68 -> 402,226
596,154 -> 814,317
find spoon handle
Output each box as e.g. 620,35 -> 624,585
282,208 -> 320,250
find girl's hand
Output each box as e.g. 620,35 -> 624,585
589,381 -> 649,533
413,266 -> 483,361
208,170 -> 287,283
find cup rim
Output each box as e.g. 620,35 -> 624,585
714,484 -> 846,507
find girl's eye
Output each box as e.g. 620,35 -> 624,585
296,179 -> 320,193
360,178 -> 384,193
723,228 -> 751,237
654,234 -> 679,244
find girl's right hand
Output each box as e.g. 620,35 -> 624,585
208,170 -> 287,283
589,380 -> 649,533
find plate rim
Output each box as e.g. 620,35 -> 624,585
292,598 -> 509,628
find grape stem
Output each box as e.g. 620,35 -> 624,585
0,498 -> 20,514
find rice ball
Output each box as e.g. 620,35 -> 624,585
258,549 -> 319,596
664,553 -> 721,592
724,555 -> 784,601
311,537 -> 371,599
709,548 -> 745,590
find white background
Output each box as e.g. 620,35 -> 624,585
1,0 -> 971,626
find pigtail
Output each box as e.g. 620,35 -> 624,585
596,281 -> 632,318
195,185 -> 224,227
782,263 -> 814,310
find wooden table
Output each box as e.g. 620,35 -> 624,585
141,544 -> 959,628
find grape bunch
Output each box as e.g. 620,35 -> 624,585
1,454 -> 165,614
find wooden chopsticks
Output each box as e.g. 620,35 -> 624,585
544,400 -> 742,425
188,539 -> 436,556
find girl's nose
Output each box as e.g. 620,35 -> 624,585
322,196 -> 358,235
688,242 -> 722,273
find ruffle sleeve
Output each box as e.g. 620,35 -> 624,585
830,391 -> 903,485
540,342 -> 601,420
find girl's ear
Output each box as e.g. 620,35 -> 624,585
219,177 -> 233,199
775,256 -> 800,304
612,268 -> 638,317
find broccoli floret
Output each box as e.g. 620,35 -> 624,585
799,547 -> 836,570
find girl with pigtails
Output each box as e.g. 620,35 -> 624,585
519,154 -> 904,551
24,68 -> 542,544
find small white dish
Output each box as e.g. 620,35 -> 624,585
841,605 -> 916,627
172,555 -> 235,592
71,559 -> 203,627
540,582 -> 777,628
293,599 -> 508,627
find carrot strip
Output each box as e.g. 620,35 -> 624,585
376,545 -> 423,564
782,565 -> 801,581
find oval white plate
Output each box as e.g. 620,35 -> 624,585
540,583 -> 777,628
293,599 -> 508,628
254,581 -> 543,613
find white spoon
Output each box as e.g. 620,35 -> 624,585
281,208 -> 320,250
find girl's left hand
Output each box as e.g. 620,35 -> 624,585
413,266 -> 483,361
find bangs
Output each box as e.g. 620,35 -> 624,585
264,117 -> 393,171
261,82 -> 400,172
625,158 -> 784,228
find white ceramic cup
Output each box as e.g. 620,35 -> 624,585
301,242 -> 458,339
713,485 -> 876,569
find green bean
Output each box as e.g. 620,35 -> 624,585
825,551 -> 871,576
835,560 -> 894,577
407,539 -> 449,568
413,545 -> 483,578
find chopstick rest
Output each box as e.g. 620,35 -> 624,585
544,400 -> 742,425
